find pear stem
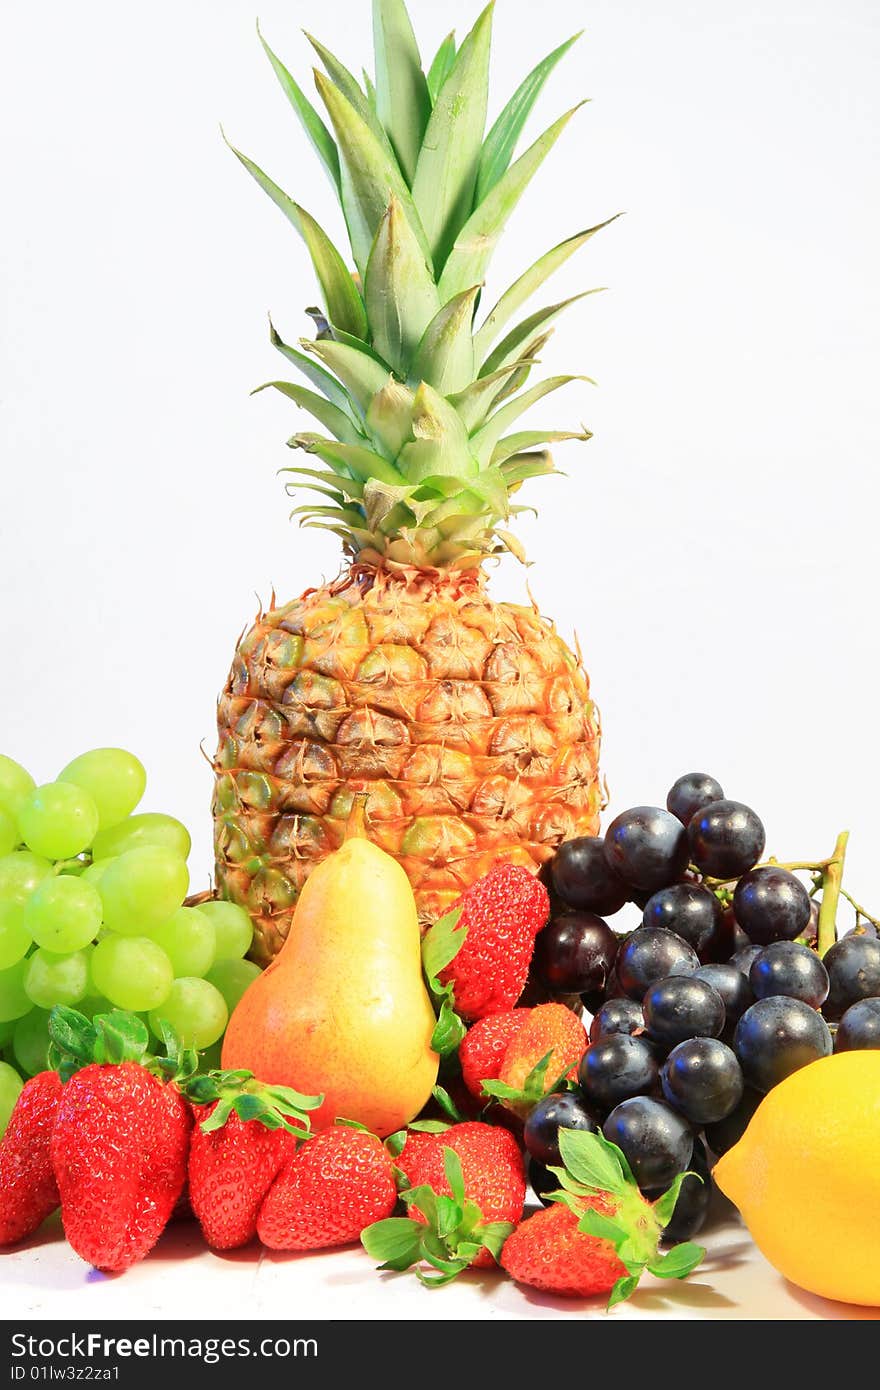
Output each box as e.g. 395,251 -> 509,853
344,793 -> 370,842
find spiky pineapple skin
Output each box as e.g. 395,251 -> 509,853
214,565 -> 600,964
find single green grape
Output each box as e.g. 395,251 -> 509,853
99,847 -> 189,935
24,875 -> 102,953
18,783 -> 100,860
92,813 -> 191,863
90,935 -> 174,1013
0,960 -> 33,1022
77,993 -> 114,1019
13,1008 -> 50,1076
0,904 -> 32,971
148,907 -> 215,978
205,958 -> 261,1014
57,748 -> 147,831
197,900 -> 254,961
149,977 -> 228,1050
0,1059 -> 24,1137
0,1018 -> 15,1048
24,948 -> 89,1009
0,755 -> 36,820
81,859 -> 113,887
0,806 -> 18,857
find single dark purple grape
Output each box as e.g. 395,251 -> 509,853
795,898 -> 820,949
667,773 -> 725,827
578,1034 -> 659,1112
653,1138 -> 712,1244
730,944 -> 763,977
616,926 -> 699,1001
699,904 -> 744,964
644,975 -> 726,1048
523,1090 -> 598,1165
533,911 -> 618,996
687,801 -> 765,879
602,1097 -> 694,1192
694,963 -> 754,1023
660,1036 -> 743,1125
642,882 -> 722,956
733,996 -> 832,1092
588,997 -> 645,1042
528,1157 -> 559,1207
749,941 -> 829,1008
603,807 -> 690,893
823,935 -> 880,1021
550,837 -> 629,915
704,1086 -> 763,1157
835,997 -> 880,1051
841,920 -> 878,940
733,867 -> 811,946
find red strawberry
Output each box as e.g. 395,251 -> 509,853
458,1009 -> 531,1099
188,1103 -> 296,1250
51,1062 -> 191,1273
501,1198 -> 627,1297
439,865 -> 549,1021
257,1127 -> 396,1251
485,1003 -> 588,1116
0,1071 -> 63,1246
396,1121 -> 525,1268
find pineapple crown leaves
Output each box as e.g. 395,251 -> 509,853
421,905 -> 467,1057
46,1007 -> 323,1136
547,1128 -> 706,1310
361,1145 -> 514,1286
228,0 -> 617,569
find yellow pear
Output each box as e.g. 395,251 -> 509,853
221,802 -> 439,1136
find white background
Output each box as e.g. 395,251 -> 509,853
2,0 -> 879,901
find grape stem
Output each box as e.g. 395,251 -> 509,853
837,887 -> 880,931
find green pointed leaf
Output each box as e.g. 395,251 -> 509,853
398,382 -> 477,482
253,382 -> 366,446
257,23 -> 341,193
361,1217 -> 424,1268
448,361 -> 536,432
314,71 -> 431,278
372,0 -> 431,183
442,1147 -> 466,1207
421,905 -> 466,982
480,291 -> 594,377
48,1006 -> 97,1062
426,31 -> 457,105
476,33 -> 582,203
431,1085 -> 465,1123
282,466 -> 365,504
429,996 -> 467,1056
365,378 -> 417,458
307,33 -> 393,153
651,1171 -> 698,1229
558,1128 -> 631,1197
494,529 -> 528,564
439,104 -> 583,301
491,428 -> 590,466
499,450 -> 557,488
474,218 -> 617,362
365,197 -> 440,377
412,3 -> 493,268
471,375 -> 585,464
608,1274 -> 641,1309
292,204 -> 367,339
290,433 -> 407,485
301,337 -> 393,413
577,1208 -> 628,1245
477,1221 -> 514,1261
411,287 -> 479,395
647,1242 -> 706,1281
270,321 -> 362,423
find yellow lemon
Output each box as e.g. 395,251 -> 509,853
714,1051 -> 880,1305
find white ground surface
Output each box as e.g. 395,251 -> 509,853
3,1207 -> 878,1322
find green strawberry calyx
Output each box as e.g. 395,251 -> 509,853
421,906 -> 468,1057
548,1128 -> 706,1309
480,1049 -> 570,1115
46,1006 -> 323,1137
362,1146 -> 513,1287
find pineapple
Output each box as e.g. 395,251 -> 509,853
215,0 -> 611,964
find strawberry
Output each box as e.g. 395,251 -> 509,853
257,1127 -> 397,1251
0,1071 -> 63,1246
188,1104 -> 296,1251
501,1198 -> 627,1297
458,1009 -> 531,1099
363,1120 -> 526,1281
51,1062 -> 192,1273
437,865 -> 549,1021
483,1003 -> 588,1117
504,1127 -> 707,1307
